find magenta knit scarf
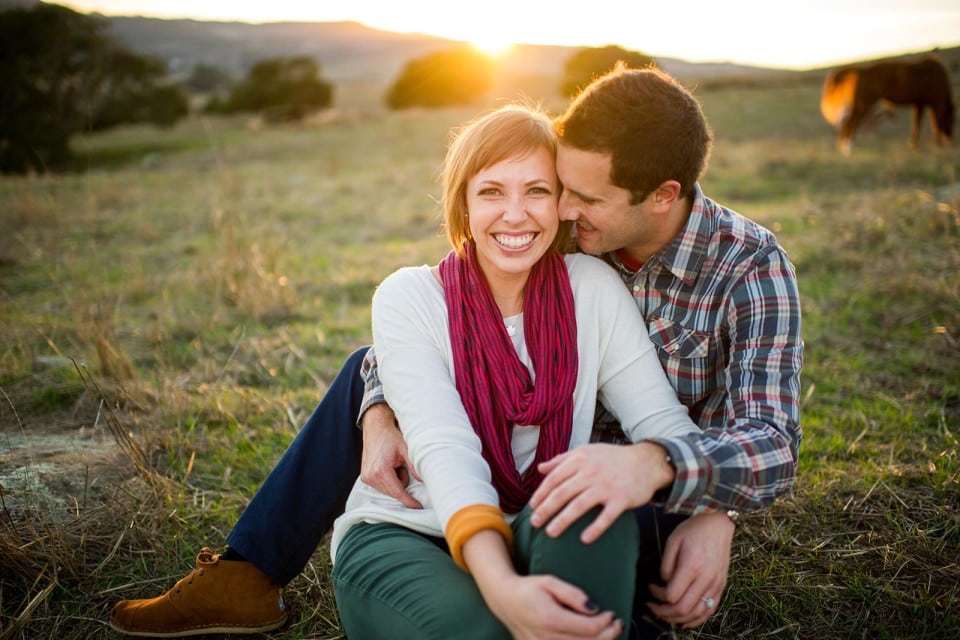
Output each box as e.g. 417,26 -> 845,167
439,242 -> 578,513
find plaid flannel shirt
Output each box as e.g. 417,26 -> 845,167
359,185 -> 803,515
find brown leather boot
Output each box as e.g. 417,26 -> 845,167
109,548 -> 288,637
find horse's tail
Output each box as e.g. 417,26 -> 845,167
820,68 -> 857,128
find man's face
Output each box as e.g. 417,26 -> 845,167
556,144 -> 655,260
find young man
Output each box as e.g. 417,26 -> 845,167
533,64 -> 803,634
110,66 -> 802,638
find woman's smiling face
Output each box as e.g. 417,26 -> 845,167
466,147 -> 559,286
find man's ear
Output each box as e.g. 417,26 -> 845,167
651,180 -> 682,210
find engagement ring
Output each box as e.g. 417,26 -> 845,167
701,597 -> 716,608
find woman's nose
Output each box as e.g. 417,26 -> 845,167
501,196 -> 527,222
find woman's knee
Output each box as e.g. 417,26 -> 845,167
517,507 -> 639,604
519,506 -> 639,559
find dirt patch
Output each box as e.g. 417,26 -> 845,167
0,367 -> 138,521
0,427 -> 128,516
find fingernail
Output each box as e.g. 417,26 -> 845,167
530,513 -> 542,527
585,600 -> 599,612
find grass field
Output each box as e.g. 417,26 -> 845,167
1,71 -> 959,639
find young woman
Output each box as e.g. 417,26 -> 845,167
330,104 -> 699,640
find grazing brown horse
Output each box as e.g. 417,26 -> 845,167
820,55 -> 955,155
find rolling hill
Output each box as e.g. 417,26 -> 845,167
98,14 -> 789,84
3,2 -> 957,88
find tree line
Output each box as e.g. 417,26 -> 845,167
0,3 -> 654,174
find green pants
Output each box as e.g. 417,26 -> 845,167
332,506 -> 639,639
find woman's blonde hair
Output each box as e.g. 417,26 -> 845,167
441,104 -> 572,256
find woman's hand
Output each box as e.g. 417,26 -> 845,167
487,573 -> 623,640
465,530 -> 622,640
529,442 -> 674,542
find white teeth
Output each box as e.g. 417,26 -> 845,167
495,233 -> 536,249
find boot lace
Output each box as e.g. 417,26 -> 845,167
171,547 -> 219,597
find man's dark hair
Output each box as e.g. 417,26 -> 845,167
555,63 -> 713,203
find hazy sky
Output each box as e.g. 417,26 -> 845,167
63,0 -> 960,69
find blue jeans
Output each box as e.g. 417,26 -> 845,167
224,346 -> 687,639
225,347 -> 369,586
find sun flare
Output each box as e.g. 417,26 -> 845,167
468,35 -> 514,57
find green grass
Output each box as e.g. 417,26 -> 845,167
1,75 -> 959,639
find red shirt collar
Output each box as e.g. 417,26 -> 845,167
614,248 -> 645,273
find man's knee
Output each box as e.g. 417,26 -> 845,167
341,346 -> 370,381
346,345 -> 370,368
328,346 -> 371,409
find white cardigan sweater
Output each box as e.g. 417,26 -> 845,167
330,253 -> 697,561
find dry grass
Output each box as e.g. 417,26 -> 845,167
1,76 -> 959,639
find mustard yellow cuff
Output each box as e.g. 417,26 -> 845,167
446,504 -> 514,571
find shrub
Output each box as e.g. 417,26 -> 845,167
386,47 -> 495,109
559,45 -> 655,97
209,56 -> 333,122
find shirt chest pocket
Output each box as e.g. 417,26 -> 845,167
646,316 -> 716,403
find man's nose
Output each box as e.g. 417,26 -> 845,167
558,190 -> 579,221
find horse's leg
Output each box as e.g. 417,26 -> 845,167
932,102 -> 953,146
838,109 -> 859,156
838,137 -> 852,156
837,120 -> 852,156
909,104 -> 923,149
839,100 -> 870,155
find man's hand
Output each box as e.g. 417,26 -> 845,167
529,442 -> 675,543
359,404 -> 422,508
646,511 -> 734,629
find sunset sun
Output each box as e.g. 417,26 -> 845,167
468,35 -> 514,56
